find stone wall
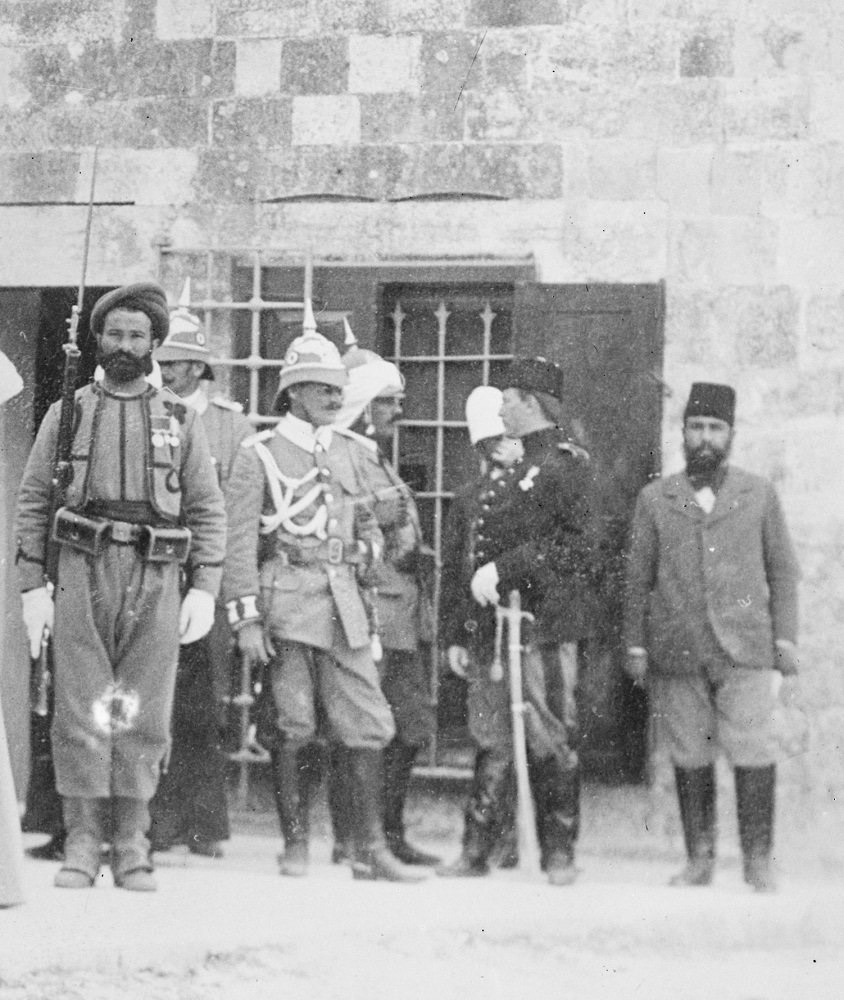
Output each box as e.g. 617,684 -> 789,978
0,0 -> 842,852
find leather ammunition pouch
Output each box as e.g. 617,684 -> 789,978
52,508 -> 191,564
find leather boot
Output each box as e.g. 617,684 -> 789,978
384,740 -> 440,866
437,750 -> 508,878
270,745 -> 315,876
532,755 -> 580,886
112,797 -> 156,892
348,748 -> 428,882
735,764 -> 776,892
669,765 -> 717,886
328,743 -> 353,864
27,829 -> 66,862
54,797 -> 106,889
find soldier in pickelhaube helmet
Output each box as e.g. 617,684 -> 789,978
322,332 -> 440,869
147,282 -> 264,859
224,307 -> 427,882
15,282 -> 226,893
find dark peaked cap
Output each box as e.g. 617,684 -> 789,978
90,282 -> 170,342
684,382 -> 736,425
498,356 -> 565,402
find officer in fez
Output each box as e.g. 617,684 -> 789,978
15,283 -> 226,891
439,361 -> 598,886
147,290 -> 263,858
623,382 -> 799,892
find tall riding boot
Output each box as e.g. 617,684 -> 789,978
437,750 -> 509,878
112,797 -> 156,892
669,765 -> 717,886
328,743 -> 353,864
55,797 -> 107,889
532,755 -> 580,886
383,740 -> 440,866
348,747 -> 428,882
270,745 -> 312,876
735,764 -> 777,892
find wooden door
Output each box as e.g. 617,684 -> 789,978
514,282 -> 665,780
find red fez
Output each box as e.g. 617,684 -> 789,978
684,382 -> 736,425
90,282 -> 170,343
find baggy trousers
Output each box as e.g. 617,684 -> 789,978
52,544 -> 181,801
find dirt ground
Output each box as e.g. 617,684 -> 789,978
2,780 -> 843,1000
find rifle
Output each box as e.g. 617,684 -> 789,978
31,148 -> 98,712
495,590 -> 543,876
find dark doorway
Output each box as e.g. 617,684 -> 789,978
34,287 -> 113,431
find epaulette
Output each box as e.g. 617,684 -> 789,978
334,425 -> 378,454
242,428 -> 275,448
558,439 -> 590,461
211,396 -> 244,413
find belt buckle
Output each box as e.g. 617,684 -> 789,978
110,520 -> 136,544
326,537 -> 344,565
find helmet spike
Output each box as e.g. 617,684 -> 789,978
303,298 -> 317,336
178,277 -> 191,309
343,316 -> 357,347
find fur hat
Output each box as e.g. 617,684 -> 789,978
498,356 -> 564,402
684,382 -> 736,425
90,282 -> 170,343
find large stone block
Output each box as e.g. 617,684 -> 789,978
587,141 -> 657,200
710,146 -> 765,215
804,292 -> 844,367
20,38 -> 235,105
216,0 -> 316,37
811,75 -> 844,143
359,93 -> 464,143
551,201 -> 668,282
467,0 -> 565,28
419,30 -> 508,106
0,204 -> 163,284
0,0 -> 119,46
313,0 -> 390,33
393,142 -> 563,200
291,95 -> 361,145
258,146 -> 405,201
156,0 -> 214,39
723,76 -> 810,141
671,218 -> 778,285
78,149 -> 198,206
679,20 -> 734,78
194,150 -> 260,203
212,98 -> 292,149
656,146 -> 713,214
0,150 -> 80,203
386,0 -> 469,32
348,34 -> 421,94
761,142 -> 843,219
236,39 -> 283,97
778,218 -> 844,287
667,286 -> 798,369
47,98 -> 208,149
280,37 -> 349,96
0,47 -> 28,108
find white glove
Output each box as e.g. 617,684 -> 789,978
21,587 -> 54,659
447,645 -> 469,678
470,562 -> 500,607
179,588 -> 216,645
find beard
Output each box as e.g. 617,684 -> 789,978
684,441 -> 729,478
97,348 -> 153,384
